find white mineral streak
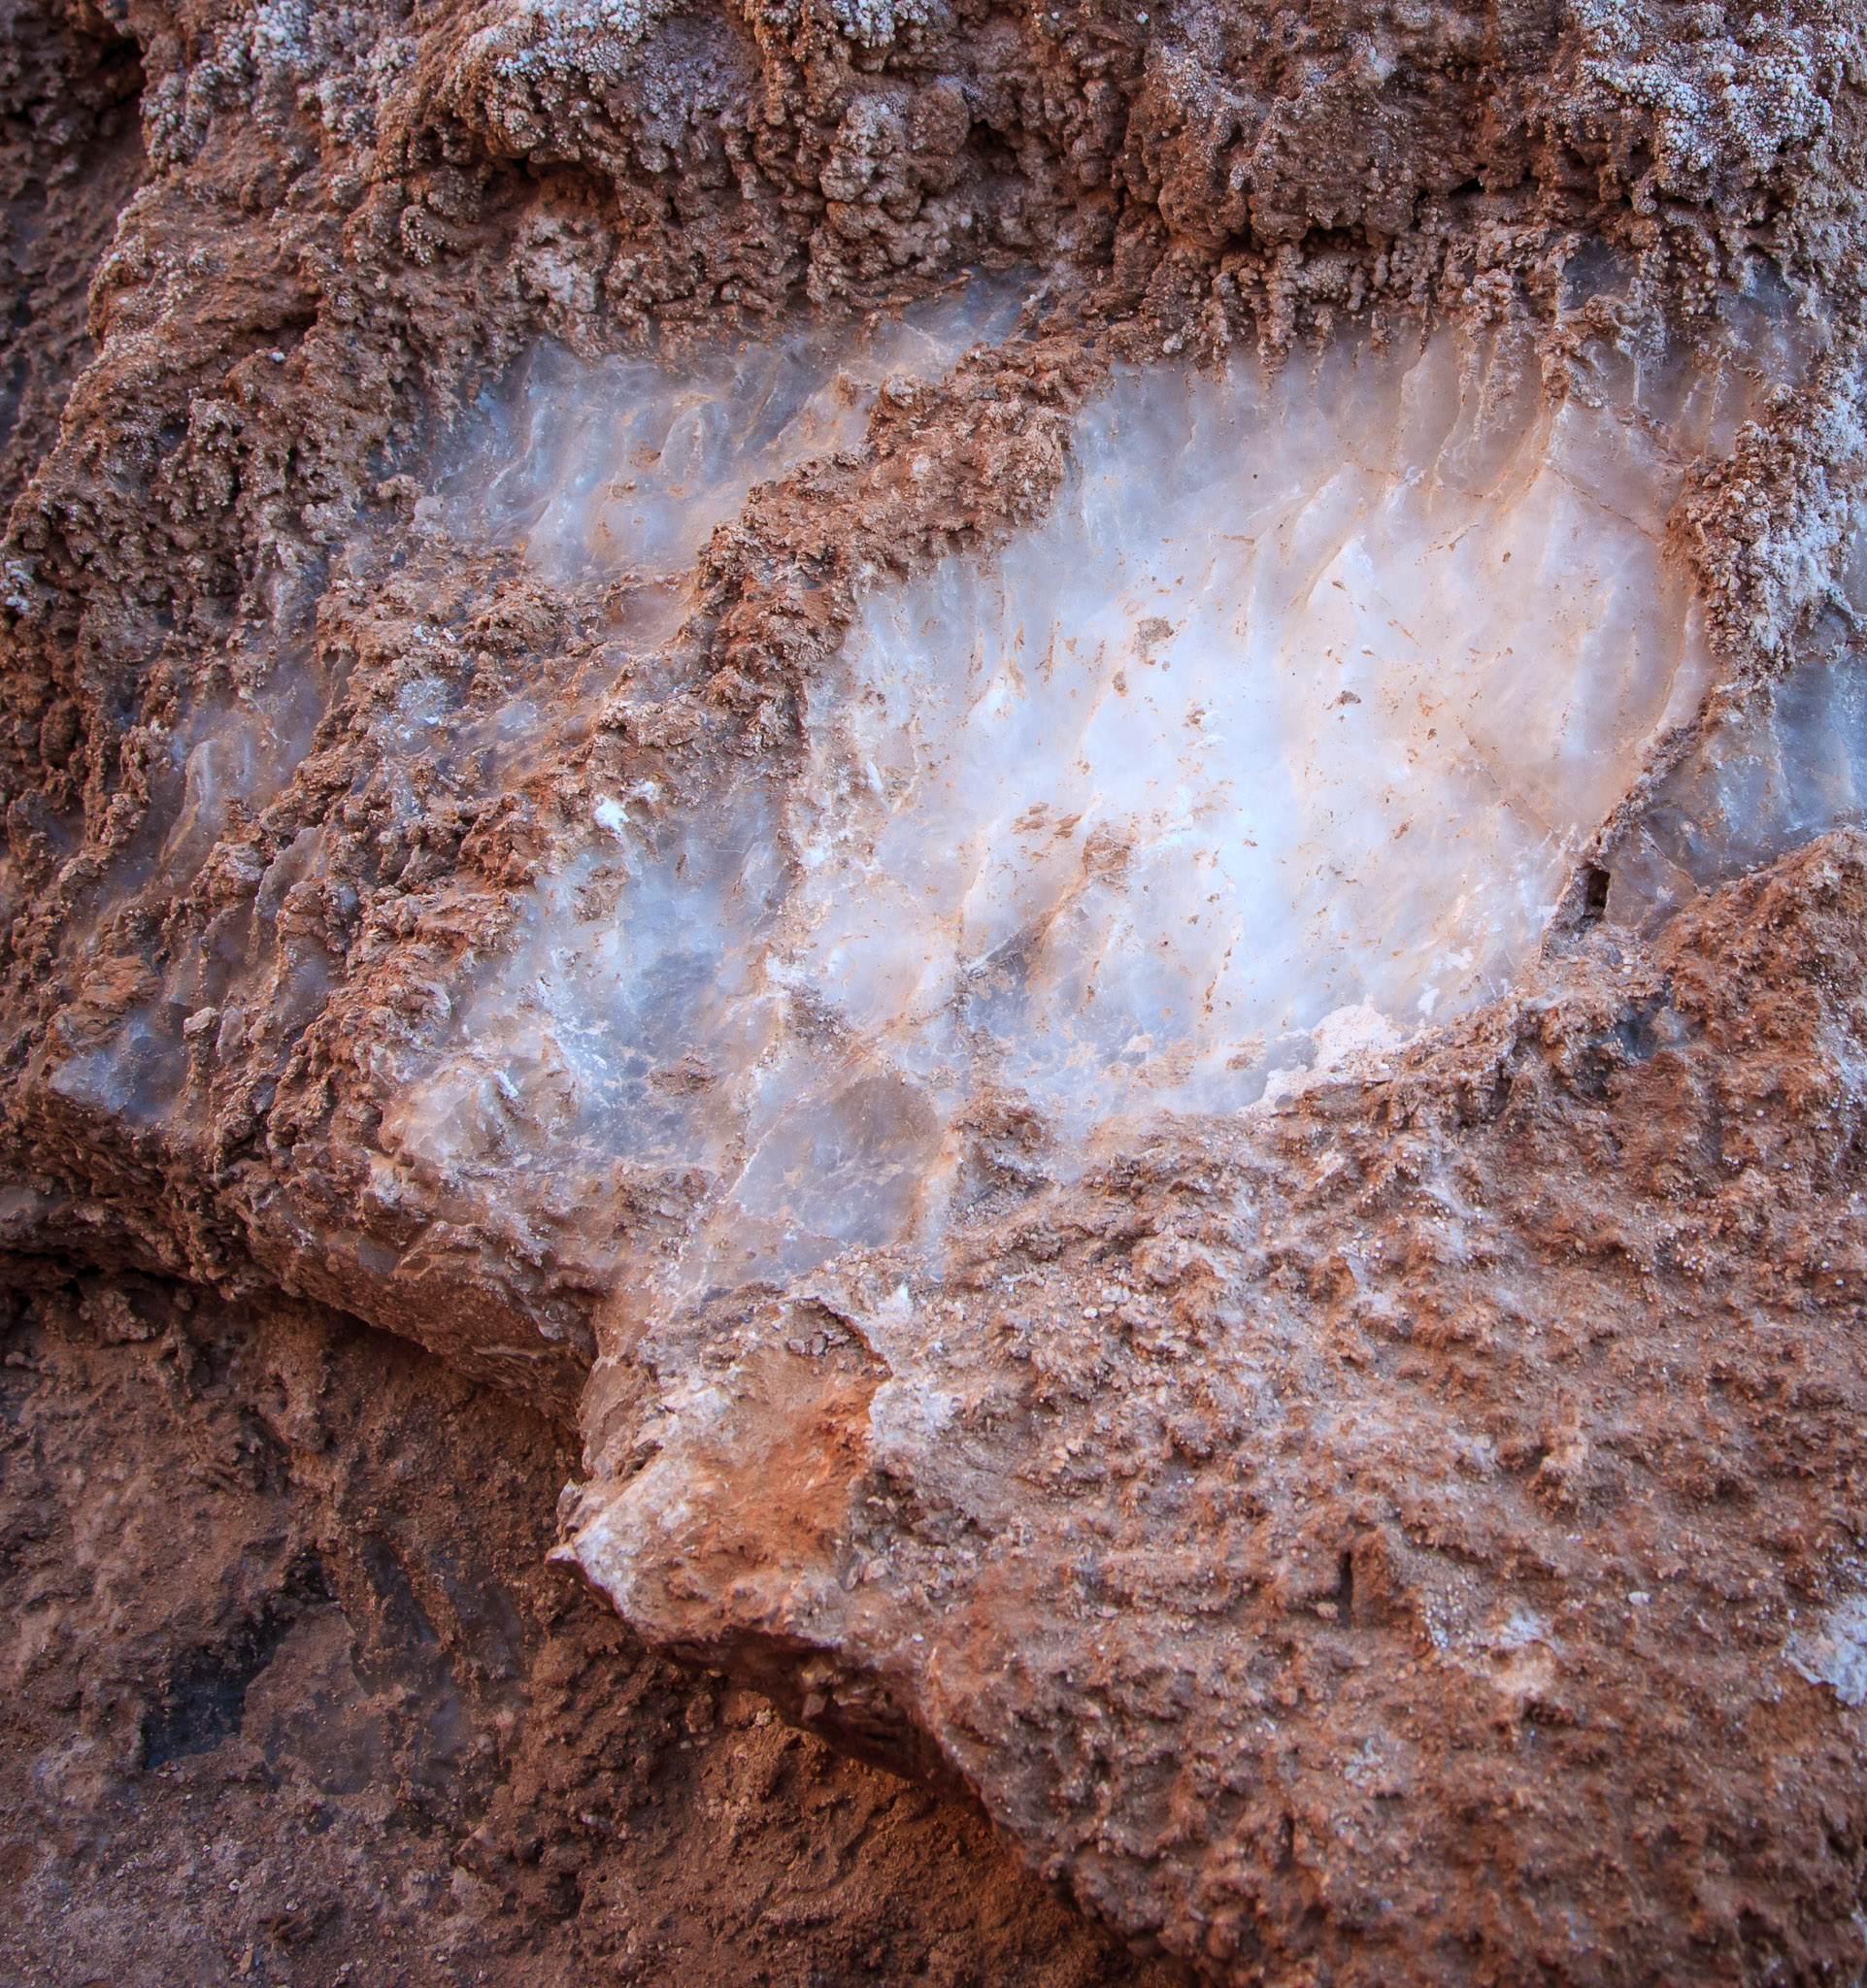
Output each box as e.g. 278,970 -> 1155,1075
46,282 -> 1024,1136
435,273 -> 1029,613
1788,1593 -> 1867,1707
394,321 -> 1746,1295
41,651 -> 334,1124
785,329 -> 1717,1135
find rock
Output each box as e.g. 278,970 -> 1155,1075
4,0 -> 1867,1978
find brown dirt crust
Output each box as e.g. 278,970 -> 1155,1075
583,829 -> 1867,1984
1,0 -> 1867,1981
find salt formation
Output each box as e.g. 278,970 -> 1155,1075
42,654 -> 335,1127
398,322 -> 1740,1295
433,274 -> 1029,609
789,329 -> 1721,1133
1610,521 -> 1867,926
45,282 -> 1027,1143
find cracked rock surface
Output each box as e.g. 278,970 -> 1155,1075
5,0 -> 1867,1981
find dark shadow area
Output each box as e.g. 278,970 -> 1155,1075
140,1554 -> 334,1768
0,1264 -> 1187,1988
0,0 -> 146,515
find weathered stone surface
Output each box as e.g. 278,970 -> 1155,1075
574,827 -> 1867,1980
4,0 -> 1867,1980
0,1269 -> 1180,1987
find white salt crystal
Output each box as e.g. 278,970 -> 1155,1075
394,319 -> 1748,1292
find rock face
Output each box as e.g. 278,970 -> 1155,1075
0,1269 -> 1182,1987
5,0 -> 1867,1981
573,828 -> 1867,1981
0,0 -> 145,511
392,314 -> 1742,1337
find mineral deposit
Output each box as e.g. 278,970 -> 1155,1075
5,0 -> 1867,1982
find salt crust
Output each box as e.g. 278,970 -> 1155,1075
790,329 -> 1717,1135
434,276 -> 1030,599
42,282 -> 1025,1129
390,317 -> 1761,1293
1610,520 -> 1867,926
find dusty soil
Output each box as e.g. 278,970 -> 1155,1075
3,0 -> 1867,1981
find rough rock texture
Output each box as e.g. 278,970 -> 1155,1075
0,1268 -> 1181,1986
0,0 -> 144,513
4,0 -> 1867,1980
2,0 -> 1863,1376
576,829 -> 1867,1982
